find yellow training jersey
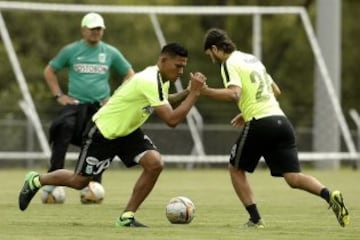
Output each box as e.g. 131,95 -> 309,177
221,51 -> 284,122
93,65 -> 169,139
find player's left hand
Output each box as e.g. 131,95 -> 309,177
231,113 -> 245,128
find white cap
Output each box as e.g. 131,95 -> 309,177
81,12 -> 105,29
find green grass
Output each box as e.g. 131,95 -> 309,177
1,167 -> 359,240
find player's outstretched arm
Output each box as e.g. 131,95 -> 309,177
168,89 -> 190,107
201,84 -> 240,102
155,72 -> 205,128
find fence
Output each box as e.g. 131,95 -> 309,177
0,118 -> 359,169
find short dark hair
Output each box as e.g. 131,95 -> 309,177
161,42 -> 188,58
203,28 -> 236,53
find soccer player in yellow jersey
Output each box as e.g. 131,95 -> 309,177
201,28 -> 349,228
18,43 -> 206,227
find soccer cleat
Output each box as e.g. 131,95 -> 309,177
243,219 -> 265,229
329,190 -> 350,227
18,171 -> 40,211
115,216 -> 148,227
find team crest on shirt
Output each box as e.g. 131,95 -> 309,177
98,53 -> 106,63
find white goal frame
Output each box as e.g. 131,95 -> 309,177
0,1 -> 358,163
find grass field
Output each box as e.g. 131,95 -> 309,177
0,167 -> 359,240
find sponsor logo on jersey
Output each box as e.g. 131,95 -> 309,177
73,64 -> 108,74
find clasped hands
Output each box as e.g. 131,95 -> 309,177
188,72 -> 207,95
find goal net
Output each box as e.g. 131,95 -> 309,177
0,2 -> 357,165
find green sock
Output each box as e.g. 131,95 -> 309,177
32,176 -> 42,189
121,211 -> 135,219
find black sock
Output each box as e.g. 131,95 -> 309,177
320,187 -> 331,203
246,204 -> 261,223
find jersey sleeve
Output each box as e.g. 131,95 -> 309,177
49,44 -> 74,71
140,76 -> 169,107
110,47 -> 132,77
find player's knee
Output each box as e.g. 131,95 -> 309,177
149,157 -> 164,174
141,150 -> 164,173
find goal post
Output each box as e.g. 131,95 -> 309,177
0,1 -> 358,162
0,11 -> 51,157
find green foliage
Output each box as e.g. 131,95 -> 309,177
0,0 -> 359,127
342,1 -> 360,115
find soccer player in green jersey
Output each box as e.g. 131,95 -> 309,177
44,12 -> 135,202
201,28 -> 349,228
19,42 -> 206,227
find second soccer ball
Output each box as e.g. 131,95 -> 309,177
41,185 -> 66,204
80,181 -> 105,204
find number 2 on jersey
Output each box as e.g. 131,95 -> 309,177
250,70 -> 272,102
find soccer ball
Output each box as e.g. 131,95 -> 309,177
80,181 -> 105,204
166,196 -> 195,224
41,185 -> 66,204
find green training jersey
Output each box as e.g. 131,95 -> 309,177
49,39 -> 131,103
221,50 -> 284,122
93,65 -> 170,139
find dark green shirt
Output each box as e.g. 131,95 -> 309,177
50,39 -> 131,103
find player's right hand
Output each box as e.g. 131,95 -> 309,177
189,72 -> 206,93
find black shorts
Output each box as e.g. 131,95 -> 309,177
74,121 -> 157,177
229,115 -> 301,177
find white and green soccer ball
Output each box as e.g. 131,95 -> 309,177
41,185 -> 66,204
166,196 -> 195,224
80,181 -> 105,204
